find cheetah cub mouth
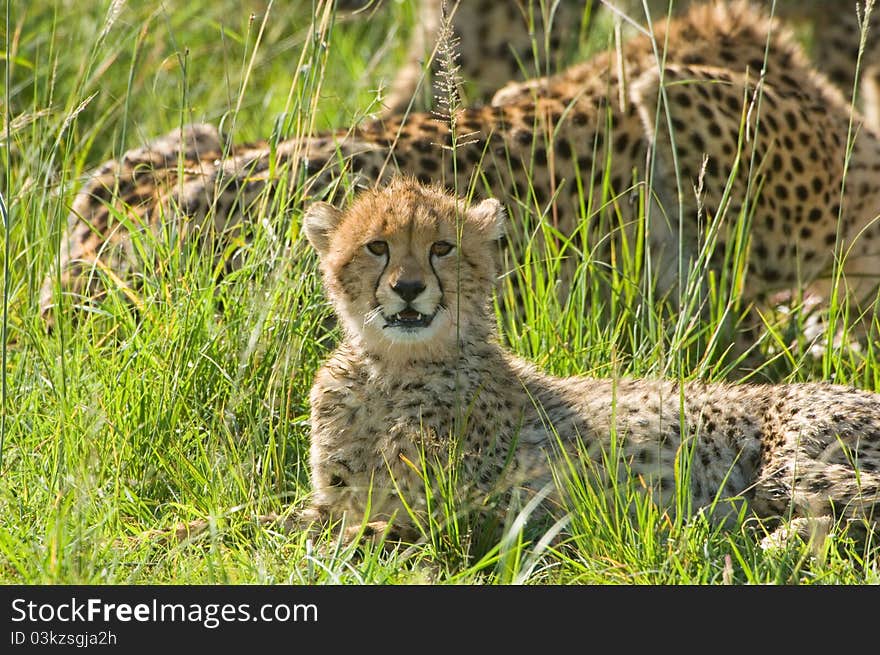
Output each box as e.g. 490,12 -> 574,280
383,307 -> 437,330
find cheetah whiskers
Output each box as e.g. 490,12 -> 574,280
363,305 -> 384,331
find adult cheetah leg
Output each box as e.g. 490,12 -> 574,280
799,112 -> 880,337
631,64 -> 853,309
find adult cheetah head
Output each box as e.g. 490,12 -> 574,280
303,177 -> 506,360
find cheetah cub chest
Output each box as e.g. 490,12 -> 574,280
302,176 -> 880,542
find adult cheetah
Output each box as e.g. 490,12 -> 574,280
41,1 -> 880,338
301,176 -> 880,543
341,0 -> 879,127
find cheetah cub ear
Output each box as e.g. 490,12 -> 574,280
469,198 -> 506,242
303,201 -> 344,257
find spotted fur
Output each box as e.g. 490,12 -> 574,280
41,1 -> 880,330
302,177 -> 880,542
343,0 -> 879,127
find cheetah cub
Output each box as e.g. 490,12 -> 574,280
302,177 -> 880,544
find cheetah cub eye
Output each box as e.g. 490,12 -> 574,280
366,240 -> 388,256
430,241 -> 455,257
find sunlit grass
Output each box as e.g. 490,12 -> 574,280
1,0 -> 879,584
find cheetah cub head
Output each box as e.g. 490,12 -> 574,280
303,177 -> 506,361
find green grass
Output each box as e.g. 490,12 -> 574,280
2,0 -> 880,584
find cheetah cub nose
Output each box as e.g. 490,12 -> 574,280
392,280 -> 426,302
